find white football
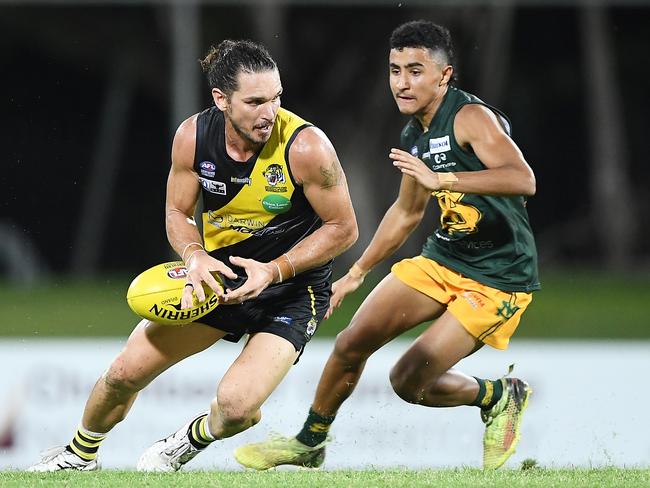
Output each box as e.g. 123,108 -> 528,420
126,261 -> 220,325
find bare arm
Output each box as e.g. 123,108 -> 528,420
166,115 -> 236,306
223,126 -> 358,303
284,126 -> 359,271
356,175 -> 430,272
326,173 -> 430,317
165,115 -> 203,258
390,103 -> 536,196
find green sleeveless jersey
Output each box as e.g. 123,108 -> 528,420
400,87 -> 540,292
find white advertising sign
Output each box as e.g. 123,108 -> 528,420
0,339 -> 649,470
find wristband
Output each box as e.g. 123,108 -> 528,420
271,254 -> 296,284
272,261 -> 283,284
349,262 -> 368,280
181,242 -> 204,261
185,248 -> 206,266
283,253 -> 296,278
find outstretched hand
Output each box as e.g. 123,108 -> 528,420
181,251 -> 237,309
325,272 -> 364,320
221,256 -> 276,304
389,148 -> 440,191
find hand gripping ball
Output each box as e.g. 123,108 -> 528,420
126,261 -> 221,325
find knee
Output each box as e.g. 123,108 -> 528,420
212,390 -> 260,427
389,363 -> 417,403
389,361 -> 434,404
332,327 -> 372,367
103,361 -> 148,393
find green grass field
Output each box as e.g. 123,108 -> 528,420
1,468 -> 649,488
1,269 -> 648,339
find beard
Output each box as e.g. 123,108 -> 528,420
225,110 -> 273,147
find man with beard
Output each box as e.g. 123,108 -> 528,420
28,39 -> 358,472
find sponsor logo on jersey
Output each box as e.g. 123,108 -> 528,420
262,194 -> 292,214
207,215 -> 292,238
206,211 -> 296,237
230,176 -> 252,185
263,163 -> 287,192
207,211 -> 264,230
429,135 -> 451,154
430,152 -> 457,169
199,177 -> 226,195
273,316 -> 293,326
410,146 -> 419,156
432,161 -> 457,170
458,240 -> 494,250
234,224 -> 286,237
167,267 -> 188,279
199,161 -> 216,177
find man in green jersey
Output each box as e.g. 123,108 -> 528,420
235,20 -> 539,470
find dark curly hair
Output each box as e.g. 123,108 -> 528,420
390,20 -> 457,84
200,39 -> 277,97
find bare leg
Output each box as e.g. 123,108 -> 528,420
208,332 -> 299,439
82,320 -> 225,433
389,311 -> 483,407
231,278 -> 449,471
312,273 -> 445,416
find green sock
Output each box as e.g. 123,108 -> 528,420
295,408 -> 336,447
470,377 -> 504,409
187,414 -> 214,449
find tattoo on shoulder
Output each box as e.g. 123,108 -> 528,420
319,159 -> 343,189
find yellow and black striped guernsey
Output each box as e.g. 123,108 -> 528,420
194,106 -> 331,289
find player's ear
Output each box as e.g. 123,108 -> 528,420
440,65 -> 453,86
212,88 -> 229,111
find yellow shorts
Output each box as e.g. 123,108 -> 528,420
391,255 -> 532,350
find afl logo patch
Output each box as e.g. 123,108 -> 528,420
167,267 -> 188,279
199,161 -> 216,177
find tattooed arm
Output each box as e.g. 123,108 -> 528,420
280,126 -> 358,274
319,158 -> 344,189
221,126 -> 358,303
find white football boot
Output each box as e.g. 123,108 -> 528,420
27,446 -> 100,472
137,414 -> 208,472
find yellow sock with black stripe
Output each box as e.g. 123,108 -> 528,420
187,413 -> 214,449
295,408 -> 335,447
470,377 -> 504,409
67,426 -> 106,461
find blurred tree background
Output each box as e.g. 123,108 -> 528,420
1,1 -> 649,337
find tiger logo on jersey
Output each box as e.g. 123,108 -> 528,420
433,190 -> 482,237
263,164 -> 287,193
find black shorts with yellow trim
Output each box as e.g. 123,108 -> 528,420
391,255 -> 533,350
195,279 -> 331,359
